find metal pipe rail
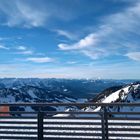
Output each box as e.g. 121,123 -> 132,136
0,103 -> 140,140
1,102 -> 140,106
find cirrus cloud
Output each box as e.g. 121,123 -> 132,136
58,1 -> 140,60
126,52 -> 140,61
16,46 -> 27,51
55,29 -> 78,40
0,0 -> 48,28
26,57 -> 54,63
0,44 -> 9,50
15,46 -> 33,55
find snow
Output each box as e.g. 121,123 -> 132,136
63,89 -> 68,92
53,108 -> 75,117
27,90 -> 37,98
84,85 -> 135,112
101,86 -> 129,103
0,83 -> 140,139
0,118 -> 140,139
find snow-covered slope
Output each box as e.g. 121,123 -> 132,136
0,85 -> 82,112
84,82 -> 140,113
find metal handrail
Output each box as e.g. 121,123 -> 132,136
0,102 -> 140,106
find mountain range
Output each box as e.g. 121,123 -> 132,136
0,78 -> 139,113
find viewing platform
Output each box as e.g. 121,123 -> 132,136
0,103 -> 140,140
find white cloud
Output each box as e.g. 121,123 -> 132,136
0,44 -> 9,50
0,0 -> 48,28
26,57 -> 54,63
58,33 -> 98,50
55,29 -> 78,40
81,50 -> 106,60
58,1 -> 140,60
16,46 -> 27,51
0,0 -> 85,28
67,61 -> 78,64
17,50 -> 33,55
15,46 -> 33,55
126,52 -> 140,61
1,61 -> 140,79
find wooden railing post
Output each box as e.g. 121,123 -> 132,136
101,106 -> 108,140
38,111 -> 44,140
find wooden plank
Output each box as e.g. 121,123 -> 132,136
44,127 -> 102,131
44,132 -> 102,136
44,138 -> 101,140
108,112 -> 140,115
0,126 -> 37,129
44,117 -> 101,120
108,117 -> 140,121
44,137 -> 101,140
108,122 -> 140,126
108,128 -> 140,131
0,121 -> 37,124
43,122 -> 101,125
109,139 -> 139,140
0,131 -> 37,135
0,116 -> 37,119
0,136 -> 37,139
108,133 -> 140,137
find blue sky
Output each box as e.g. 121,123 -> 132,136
0,0 -> 140,79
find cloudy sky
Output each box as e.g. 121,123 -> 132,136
0,0 -> 140,79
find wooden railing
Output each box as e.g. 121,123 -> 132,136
0,103 -> 140,140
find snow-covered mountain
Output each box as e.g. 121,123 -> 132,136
0,78 -> 125,104
0,78 -> 128,98
84,82 -> 140,114
0,85 -> 82,113
0,78 -> 139,114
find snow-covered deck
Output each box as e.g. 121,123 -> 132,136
0,103 -> 140,140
